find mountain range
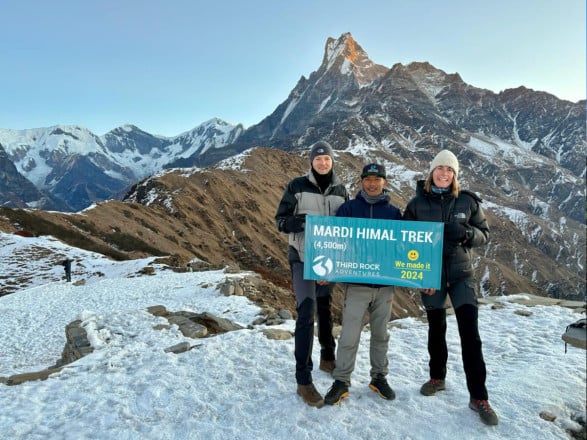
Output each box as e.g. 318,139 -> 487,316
0,32 -> 584,302
0,119 -> 243,211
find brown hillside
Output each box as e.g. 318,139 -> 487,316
0,148 -> 423,321
2,146 -> 576,319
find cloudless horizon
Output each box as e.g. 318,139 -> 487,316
1,0 -> 585,137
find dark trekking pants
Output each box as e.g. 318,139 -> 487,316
316,284 -> 335,361
422,278 -> 488,400
290,260 -> 335,385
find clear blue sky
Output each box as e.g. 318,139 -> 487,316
1,0 -> 584,136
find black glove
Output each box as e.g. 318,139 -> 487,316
282,215 -> 306,233
444,222 -> 471,243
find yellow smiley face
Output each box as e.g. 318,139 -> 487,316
407,250 -> 419,261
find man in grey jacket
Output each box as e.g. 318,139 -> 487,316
275,141 -> 349,407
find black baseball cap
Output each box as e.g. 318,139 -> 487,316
361,163 -> 386,179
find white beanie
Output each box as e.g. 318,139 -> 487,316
430,150 -> 459,178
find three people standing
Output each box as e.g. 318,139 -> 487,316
277,145 -> 496,426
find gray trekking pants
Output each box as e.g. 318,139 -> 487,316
333,283 -> 394,385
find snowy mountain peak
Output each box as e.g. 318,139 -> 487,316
323,32 -> 356,64
321,32 -> 387,85
0,125 -> 107,189
0,118 -> 243,211
201,117 -> 234,128
397,61 -> 468,100
0,125 -> 103,158
106,124 -> 154,137
404,61 -> 464,84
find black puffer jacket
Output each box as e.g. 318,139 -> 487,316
403,180 -> 489,284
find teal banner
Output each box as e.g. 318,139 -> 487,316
303,215 -> 444,289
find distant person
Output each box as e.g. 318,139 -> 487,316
403,149 -> 498,426
62,258 -> 73,282
275,140 -> 349,408
324,163 -> 402,406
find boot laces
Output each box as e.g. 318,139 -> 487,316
475,399 -> 494,413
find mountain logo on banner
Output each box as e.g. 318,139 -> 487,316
312,255 -> 333,276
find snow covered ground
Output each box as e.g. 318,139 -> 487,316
0,232 -> 585,439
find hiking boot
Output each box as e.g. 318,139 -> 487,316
420,378 -> 446,396
319,359 -> 336,374
324,380 -> 349,405
469,399 -> 499,426
296,384 -> 324,408
369,375 -> 396,400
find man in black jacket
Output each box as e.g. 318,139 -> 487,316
275,141 -> 349,407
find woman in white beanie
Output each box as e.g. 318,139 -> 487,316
403,149 -> 498,426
